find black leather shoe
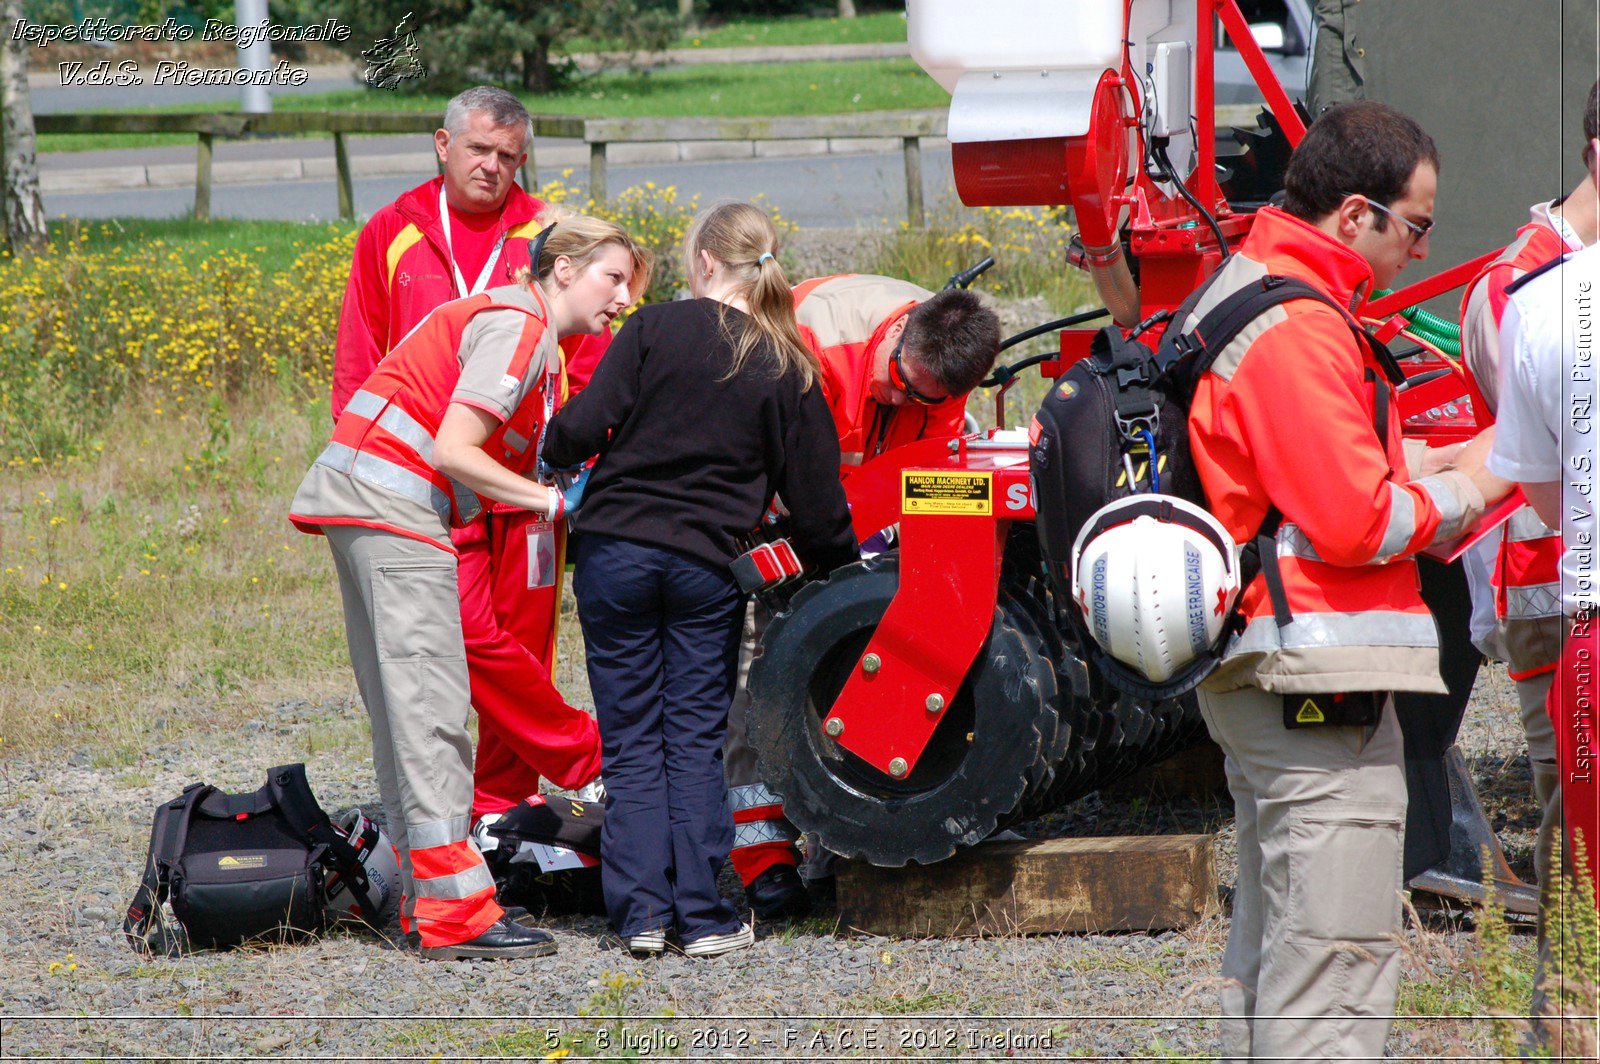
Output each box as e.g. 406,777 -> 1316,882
419,917 -> 558,961
746,864 -> 811,921
501,904 -> 540,929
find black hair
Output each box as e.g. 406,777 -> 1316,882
1281,101 -> 1440,227
901,289 -> 1001,396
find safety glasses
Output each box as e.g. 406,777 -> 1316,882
886,334 -> 947,406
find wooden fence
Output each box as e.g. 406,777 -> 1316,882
32,109 -> 947,225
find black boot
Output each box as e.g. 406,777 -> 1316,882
419,916 -> 558,961
746,864 -> 811,921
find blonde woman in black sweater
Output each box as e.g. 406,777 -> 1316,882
543,202 -> 856,957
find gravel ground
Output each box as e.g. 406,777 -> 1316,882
0,659 -> 1542,1061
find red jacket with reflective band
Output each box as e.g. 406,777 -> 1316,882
792,274 -> 967,464
295,289 -> 557,543
1188,208 -> 1483,695
331,176 -> 606,421
1459,214 -> 1570,676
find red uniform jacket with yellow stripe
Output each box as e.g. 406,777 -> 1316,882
792,274 -> 967,464
292,284 -> 561,553
1187,207 -> 1486,694
1459,204 -> 1576,678
331,177 -> 606,420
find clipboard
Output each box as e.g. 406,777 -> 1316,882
1420,489 -> 1526,564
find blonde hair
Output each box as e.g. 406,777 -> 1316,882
683,202 -> 819,389
516,205 -> 653,304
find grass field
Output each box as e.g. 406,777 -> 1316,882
37,55 -> 946,153
651,10 -> 907,50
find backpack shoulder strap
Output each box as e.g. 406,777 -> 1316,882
123,782 -> 208,956
1165,276 -> 1336,379
266,764 -> 373,902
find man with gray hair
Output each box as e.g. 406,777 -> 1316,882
331,86 -> 609,945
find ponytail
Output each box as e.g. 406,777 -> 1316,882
683,202 -> 819,389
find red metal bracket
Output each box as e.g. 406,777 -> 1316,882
1215,0 -> 1308,146
824,505 -> 1006,777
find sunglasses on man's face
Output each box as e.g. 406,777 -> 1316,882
1353,195 -> 1435,245
887,335 -> 947,406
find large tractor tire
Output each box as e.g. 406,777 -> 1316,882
748,553 -> 1057,866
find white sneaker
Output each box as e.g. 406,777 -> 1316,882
682,921 -> 754,958
471,813 -> 503,854
574,776 -> 606,804
626,928 -> 667,954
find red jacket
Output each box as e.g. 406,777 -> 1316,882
792,274 -> 967,464
331,177 -> 608,419
1188,208 -> 1485,694
1459,204 -> 1578,676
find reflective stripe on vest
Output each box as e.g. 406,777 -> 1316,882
1229,608 -> 1440,658
1496,506 -> 1564,621
315,441 -> 452,520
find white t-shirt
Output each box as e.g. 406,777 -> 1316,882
1489,241 -> 1600,616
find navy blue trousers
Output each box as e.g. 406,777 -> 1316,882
572,533 -> 746,941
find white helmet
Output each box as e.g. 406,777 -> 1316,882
1070,495 -> 1242,699
325,809 -> 402,925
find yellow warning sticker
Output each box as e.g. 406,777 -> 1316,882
217,854 -> 266,869
1295,699 -> 1326,725
902,471 -> 992,515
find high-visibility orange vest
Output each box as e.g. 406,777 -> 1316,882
1460,217 -> 1571,677
792,274 -> 966,464
315,288 -> 556,530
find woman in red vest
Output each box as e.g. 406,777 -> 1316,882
290,215 -> 651,961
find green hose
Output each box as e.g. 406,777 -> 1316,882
1371,288 -> 1462,358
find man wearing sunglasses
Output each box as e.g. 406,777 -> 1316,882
723,273 -> 1001,921
1184,101 -> 1513,1061
1459,80 -> 1599,923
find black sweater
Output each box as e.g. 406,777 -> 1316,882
543,298 -> 858,573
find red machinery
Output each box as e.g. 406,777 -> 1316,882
749,0 -> 1521,900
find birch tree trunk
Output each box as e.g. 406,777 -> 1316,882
838,0 -> 857,17
1,0 -> 46,254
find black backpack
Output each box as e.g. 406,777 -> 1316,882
123,764 -> 376,955
1030,274 -> 1404,695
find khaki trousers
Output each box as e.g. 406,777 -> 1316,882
1514,671 -> 1563,891
1198,685 -> 1407,1063
325,525 -> 501,946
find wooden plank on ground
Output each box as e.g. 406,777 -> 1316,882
836,834 -> 1217,937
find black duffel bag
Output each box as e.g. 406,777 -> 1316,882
123,763 -> 374,955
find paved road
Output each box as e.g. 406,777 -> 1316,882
46,146 -> 958,229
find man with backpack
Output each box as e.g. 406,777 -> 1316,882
1183,102 -> 1513,1060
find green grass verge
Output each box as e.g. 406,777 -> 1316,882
38,58 -> 947,152
53,217 -> 356,275
590,9 -> 908,51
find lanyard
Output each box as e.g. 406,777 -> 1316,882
438,185 -> 508,298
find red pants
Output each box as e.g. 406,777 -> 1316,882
456,511 -> 602,821
1549,609 -> 1599,900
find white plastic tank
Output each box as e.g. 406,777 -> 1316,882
907,0 -> 1127,93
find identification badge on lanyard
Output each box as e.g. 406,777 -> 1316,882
526,519 -> 558,590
